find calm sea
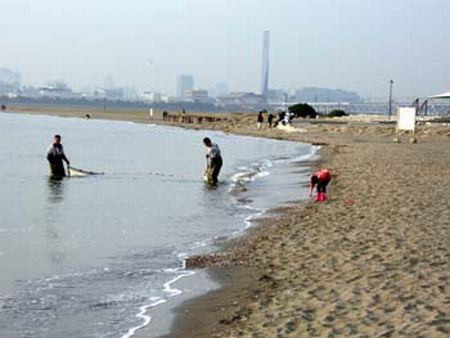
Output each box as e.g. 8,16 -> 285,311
0,112 -> 317,338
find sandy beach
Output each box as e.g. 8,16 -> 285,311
6,106 -> 450,337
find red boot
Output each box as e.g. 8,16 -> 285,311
322,193 -> 328,201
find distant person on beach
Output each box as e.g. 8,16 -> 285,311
276,111 -> 286,126
46,134 -> 70,178
203,137 -> 223,186
162,111 -> 169,121
284,112 -> 292,125
309,169 -> 331,202
268,113 -> 274,128
257,111 -> 264,129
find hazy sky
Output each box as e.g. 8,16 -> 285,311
1,0 -> 449,98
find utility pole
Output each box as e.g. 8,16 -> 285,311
388,80 -> 394,120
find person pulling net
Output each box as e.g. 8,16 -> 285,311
203,137 -> 223,186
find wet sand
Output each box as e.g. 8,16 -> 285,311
171,140 -> 450,338
6,107 -> 450,337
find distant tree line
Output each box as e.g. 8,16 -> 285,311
288,103 -> 348,118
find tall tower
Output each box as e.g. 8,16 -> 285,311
177,74 -> 194,98
260,31 -> 270,100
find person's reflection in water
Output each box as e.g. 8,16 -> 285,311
45,177 -> 67,265
47,176 -> 66,204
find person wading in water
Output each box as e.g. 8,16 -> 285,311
47,134 -> 70,178
203,137 -> 223,186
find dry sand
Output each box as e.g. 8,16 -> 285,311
178,141 -> 450,338
162,113 -> 450,337
5,106 -> 450,337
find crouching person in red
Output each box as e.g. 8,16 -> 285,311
309,169 -> 331,202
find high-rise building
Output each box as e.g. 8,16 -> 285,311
260,31 -> 270,100
176,74 -> 194,98
0,68 -> 21,95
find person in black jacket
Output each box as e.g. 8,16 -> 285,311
46,134 -> 70,177
257,111 -> 264,129
267,113 -> 275,128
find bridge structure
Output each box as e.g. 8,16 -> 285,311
270,101 -> 450,116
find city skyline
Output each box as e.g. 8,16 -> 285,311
0,65 -> 440,103
1,1 -> 449,98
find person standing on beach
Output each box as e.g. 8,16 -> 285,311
284,112 -> 292,125
257,111 -> 264,129
276,111 -> 286,126
268,113 -> 274,128
203,137 -> 223,186
46,134 -> 70,178
309,169 -> 331,202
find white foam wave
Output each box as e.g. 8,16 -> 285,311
122,144 -> 319,338
121,268 -> 195,338
244,208 -> 267,229
228,146 -> 318,193
163,270 -> 195,298
120,297 -> 166,338
271,148 -> 319,165
254,171 -> 270,179
189,237 -> 215,250
263,159 -> 273,168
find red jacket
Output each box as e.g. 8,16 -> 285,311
315,169 -> 331,182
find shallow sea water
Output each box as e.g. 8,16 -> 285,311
0,113 -> 316,337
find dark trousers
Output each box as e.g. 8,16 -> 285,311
49,160 -> 66,177
210,156 -> 223,185
317,179 -> 330,193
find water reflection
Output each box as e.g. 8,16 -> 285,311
47,177 -> 66,204
45,177 -> 66,266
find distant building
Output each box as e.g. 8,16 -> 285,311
218,92 -> 266,109
141,91 -> 162,103
21,85 -> 40,98
104,88 -> 124,99
176,74 -> 194,98
0,82 -> 17,97
268,89 -> 287,103
0,68 -> 21,96
39,81 -> 73,99
122,86 -> 138,100
260,31 -> 270,100
295,87 -> 362,103
162,95 -> 178,103
184,89 -> 209,103
91,88 -> 106,98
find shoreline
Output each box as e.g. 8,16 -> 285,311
4,107 -> 450,337
165,146 -> 330,338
